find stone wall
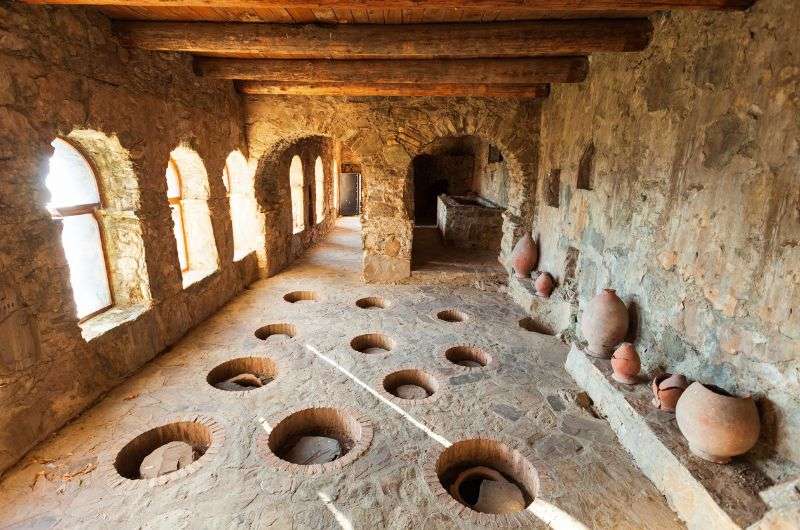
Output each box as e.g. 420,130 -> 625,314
246,96 -> 541,282
532,0 -> 800,466
0,3 -> 254,475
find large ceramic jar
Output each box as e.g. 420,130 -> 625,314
580,288 -> 628,358
510,232 -> 538,279
675,382 -> 760,464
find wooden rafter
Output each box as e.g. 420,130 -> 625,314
114,19 -> 652,59
195,57 -> 589,84
237,81 -> 552,97
22,0 -> 755,12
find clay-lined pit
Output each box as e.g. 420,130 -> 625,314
283,290 -> 319,303
207,356 -> 276,391
437,309 -> 468,323
351,333 -> 395,354
383,369 -> 438,400
433,439 -> 538,515
518,317 -> 555,336
445,346 -> 491,368
254,323 -> 297,340
268,407 -> 362,466
356,296 -> 390,309
115,421 -> 212,480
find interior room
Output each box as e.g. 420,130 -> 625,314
0,0 -> 797,528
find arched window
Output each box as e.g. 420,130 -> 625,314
166,146 -> 219,283
223,150 -> 258,259
45,138 -> 112,320
290,155 -> 304,234
332,158 -> 338,215
315,156 -> 325,223
166,158 -> 188,271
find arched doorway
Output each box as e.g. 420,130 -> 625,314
410,135 -> 509,276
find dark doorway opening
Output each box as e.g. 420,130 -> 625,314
339,171 -> 361,216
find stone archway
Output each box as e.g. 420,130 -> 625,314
246,97 -> 541,282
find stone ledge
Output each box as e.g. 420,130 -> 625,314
565,344 -> 771,530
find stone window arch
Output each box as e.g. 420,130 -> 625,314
314,155 -> 325,223
166,146 -> 219,283
290,155 -> 305,234
222,150 -> 258,260
45,138 -> 112,320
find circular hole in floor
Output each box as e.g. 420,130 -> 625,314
283,290 -> 319,303
437,309 -> 468,323
115,421 -> 212,480
254,323 -> 297,340
518,317 -> 555,336
355,296 -> 390,310
268,407 -> 363,467
383,369 -> 438,400
445,345 -> 491,368
350,333 -> 395,354
435,439 -> 538,515
207,356 -> 276,391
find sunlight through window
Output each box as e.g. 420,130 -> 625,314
290,155 -> 304,234
315,156 -> 325,223
45,138 -> 112,320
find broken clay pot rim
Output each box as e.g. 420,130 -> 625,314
375,367 -> 445,405
423,436 -> 554,526
256,405 -> 373,476
103,414 -> 226,490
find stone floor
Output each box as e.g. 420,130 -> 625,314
0,217 -> 683,529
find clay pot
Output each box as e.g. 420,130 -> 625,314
533,272 -> 555,298
449,466 -> 505,505
580,289 -> 629,358
610,343 -> 640,384
651,373 -> 688,412
511,232 -> 538,279
676,382 -> 760,464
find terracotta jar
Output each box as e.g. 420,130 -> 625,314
511,232 -> 538,279
533,272 -> 554,298
610,343 -> 640,384
651,373 -> 688,412
580,289 -> 629,358
676,382 -> 760,464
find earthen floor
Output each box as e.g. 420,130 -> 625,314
0,217 -> 683,529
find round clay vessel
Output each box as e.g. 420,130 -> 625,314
511,232 -> 538,279
610,343 -> 640,384
533,272 -> 555,298
675,382 -> 760,464
580,289 -> 629,358
651,373 -> 688,412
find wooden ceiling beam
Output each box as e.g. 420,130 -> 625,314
114,19 -> 652,59
22,0 -> 755,11
237,81 -> 552,97
195,57 -> 589,84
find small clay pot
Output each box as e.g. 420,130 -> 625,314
580,289 -> 629,358
610,343 -> 640,384
651,373 -> 688,412
675,382 -> 760,464
533,272 -> 555,298
511,232 -> 538,279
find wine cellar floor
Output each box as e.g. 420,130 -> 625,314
0,217 -> 683,529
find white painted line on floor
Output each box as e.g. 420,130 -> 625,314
307,345 -> 587,530
317,491 -> 354,530
305,344 -> 452,448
